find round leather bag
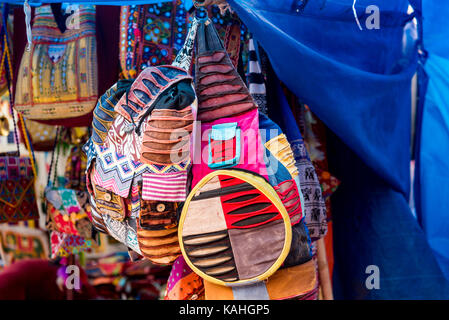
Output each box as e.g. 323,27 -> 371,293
179,169 -> 292,287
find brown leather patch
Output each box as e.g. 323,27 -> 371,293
228,219 -> 285,280
184,230 -> 239,281
92,184 -> 126,222
204,260 -> 318,300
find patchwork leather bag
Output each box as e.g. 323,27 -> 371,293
14,5 -> 98,125
197,112 -> 320,300
179,169 -> 293,285
179,19 -> 315,299
84,18 -> 200,265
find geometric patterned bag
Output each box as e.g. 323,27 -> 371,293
0,154 -> 39,224
84,17 -> 200,266
14,5 -> 97,124
0,13 -> 39,225
45,140 -> 96,257
46,189 -> 94,241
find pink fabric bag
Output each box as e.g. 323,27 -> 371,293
191,109 -> 268,186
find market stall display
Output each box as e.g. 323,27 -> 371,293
4,0 -> 440,302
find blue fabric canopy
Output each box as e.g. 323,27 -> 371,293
227,0 -> 415,196
226,0 -> 449,299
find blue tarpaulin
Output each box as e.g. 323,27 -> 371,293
1,0 -> 448,299
226,0 -> 449,299
227,0 -> 415,195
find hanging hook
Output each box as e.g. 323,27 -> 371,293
24,0 -> 32,51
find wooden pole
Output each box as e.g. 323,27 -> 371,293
316,237 -> 333,300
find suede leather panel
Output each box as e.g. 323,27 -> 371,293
282,220 -> 312,268
182,197 -> 227,237
195,23 -> 256,122
228,219 -> 285,280
184,230 -> 239,282
265,260 -> 317,300
137,225 -> 181,264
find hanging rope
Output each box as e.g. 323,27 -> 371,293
1,11 -> 37,177
18,112 -> 37,178
47,126 -> 61,188
1,31 -> 20,156
352,0 -> 363,31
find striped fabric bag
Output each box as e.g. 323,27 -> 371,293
142,171 -> 187,202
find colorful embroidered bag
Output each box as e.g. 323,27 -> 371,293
119,3 -> 247,80
164,255 -> 205,300
45,132 -> 97,257
19,118 -> 58,152
0,154 -> 39,224
0,21 -> 39,225
84,18 -> 200,265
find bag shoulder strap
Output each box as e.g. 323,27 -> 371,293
1,7 -> 37,177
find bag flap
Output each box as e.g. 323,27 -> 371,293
142,171 -> 187,202
45,187 -> 63,209
210,122 -> 238,141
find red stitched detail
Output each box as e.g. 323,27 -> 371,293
218,175 -> 283,229
210,138 -> 236,164
274,179 -> 303,222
